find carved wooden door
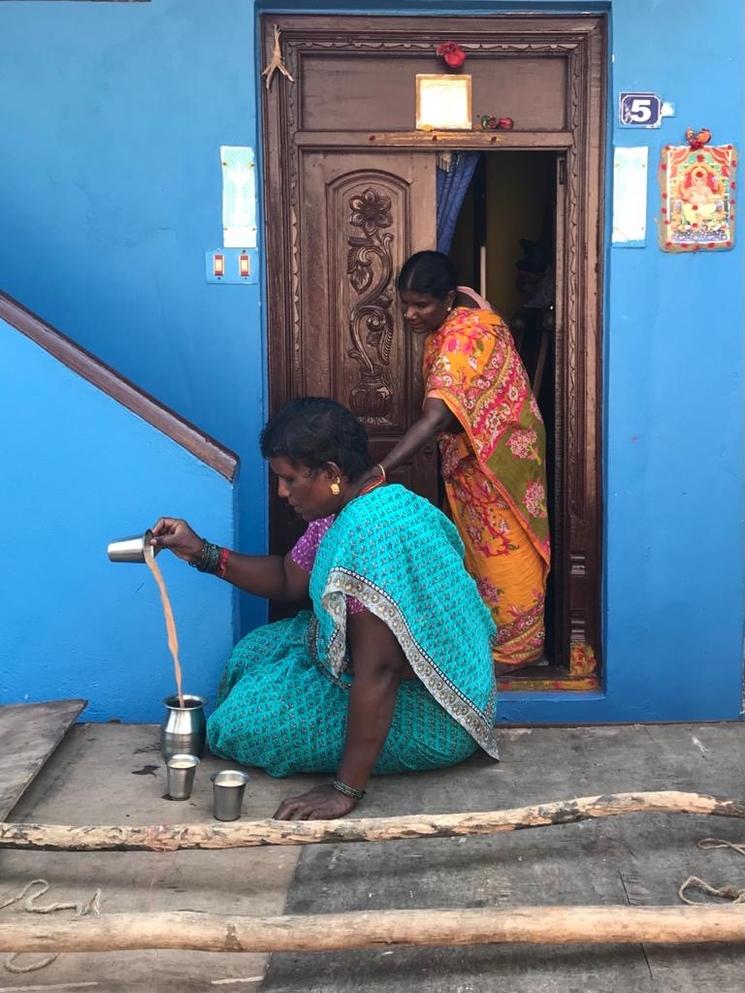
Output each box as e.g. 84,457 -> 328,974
262,14 -> 605,671
270,150 -> 437,557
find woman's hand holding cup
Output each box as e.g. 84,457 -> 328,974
150,518 -> 205,564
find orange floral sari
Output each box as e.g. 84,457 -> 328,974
424,307 -> 550,666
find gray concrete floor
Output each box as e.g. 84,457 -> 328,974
1,723 -> 317,993
264,723 -> 745,993
3,723 -> 745,992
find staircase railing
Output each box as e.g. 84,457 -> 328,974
0,292 -> 238,481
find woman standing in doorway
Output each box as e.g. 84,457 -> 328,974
364,251 -> 550,672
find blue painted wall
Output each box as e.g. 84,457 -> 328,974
0,323 -> 235,722
598,0 -> 744,724
0,0 -> 266,634
0,0 -> 743,722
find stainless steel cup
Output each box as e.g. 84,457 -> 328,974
161,695 -> 207,761
166,754 -> 199,800
211,770 -> 249,821
107,529 -> 160,564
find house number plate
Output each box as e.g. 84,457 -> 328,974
619,92 -> 662,128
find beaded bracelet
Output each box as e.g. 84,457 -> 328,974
333,779 -> 366,800
190,540 -> 222,574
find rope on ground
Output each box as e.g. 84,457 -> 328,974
697,837 -> 745,857
0,878 -> 101,974
679,837 -> 745,906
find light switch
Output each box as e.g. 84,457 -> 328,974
206,248 -> 259,284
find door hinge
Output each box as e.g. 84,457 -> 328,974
558,158 -> 566,186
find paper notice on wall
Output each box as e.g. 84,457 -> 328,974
612,146 -> 648,246
221,146 -> 257,248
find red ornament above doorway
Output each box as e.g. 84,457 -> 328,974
480,115 -> 514,131
435,41 -> 467,70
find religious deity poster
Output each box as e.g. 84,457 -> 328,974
659,140 -> 736,252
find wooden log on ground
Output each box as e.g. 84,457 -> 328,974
1,906 -> 745,953
0,791 -> 743,853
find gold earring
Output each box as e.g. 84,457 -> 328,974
330,480 -> 341,495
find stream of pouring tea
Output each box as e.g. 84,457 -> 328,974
145,551 -> 184,708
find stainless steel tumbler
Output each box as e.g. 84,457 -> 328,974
211,770 -> 249,821
107,529 -> 160,563
166,754 -> 199,800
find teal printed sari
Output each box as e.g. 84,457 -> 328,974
207,484 -> 498,777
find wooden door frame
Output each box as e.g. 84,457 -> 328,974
261,14 -> 606,674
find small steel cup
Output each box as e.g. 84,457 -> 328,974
166,754 -> 199,800
211,770 -> 249,821
107,529 -> 160,564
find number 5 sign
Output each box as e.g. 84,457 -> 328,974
619,92 -> 662,128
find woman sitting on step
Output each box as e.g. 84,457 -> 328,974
151,397 -> 498,821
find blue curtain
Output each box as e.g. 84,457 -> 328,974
436,152 -> 480,254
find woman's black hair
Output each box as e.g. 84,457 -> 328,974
260,397 -> 373,481
397,251 -> 458,300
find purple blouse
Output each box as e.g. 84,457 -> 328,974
290,516 -> 366,615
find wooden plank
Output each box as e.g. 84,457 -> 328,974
2,905 -> 745,954
0,699 -> 86,821
294,130 -> 574,149
1,791 -> 743,852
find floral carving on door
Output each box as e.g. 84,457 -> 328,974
346,185 -> 397,422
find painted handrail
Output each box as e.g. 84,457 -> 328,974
0,291 -> 238,481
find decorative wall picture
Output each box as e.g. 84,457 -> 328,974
221,145 -> 258,249
659,130 -> 736,252
415,74 -> 472,131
